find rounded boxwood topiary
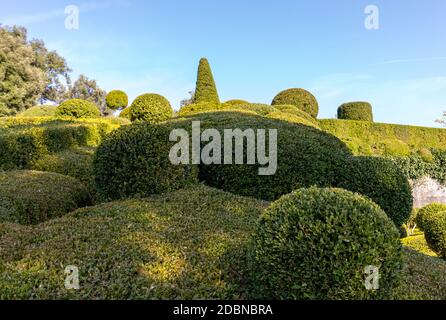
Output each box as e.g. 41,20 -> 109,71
18,105 -> 57,117
169,111 -> 351,201
223,99 -> 249,107
417,203 -> 446,231
272,88 -> 319,118
416,204 -> 446,258
249,187 -> 402,299
55,99 -> 100,119
337,102 -> 374,122
336,156 -> 413,228
0,170 -> 92,225
106,90 -> 128,110
128,94 -> 173,123
93,122 -> 198,201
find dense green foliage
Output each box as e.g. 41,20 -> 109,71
416,205 -> 446,259
0,117 -> 124,170
0,170 -> 91,225
193,58 -> 220,104
128,94 -> 173,123
0,185 -> 267,299
177,102 -> 223,116
67,75 -> 107,115
266,111 -> 320,129
223,99 -> 249,106
55,99 -> 100,119
273,104 -> 318,124
336,156 -> 413,227
249,188 -> 402,299
337,102 -> 374,122
31,147 -> 95,189
170,111 -> 351,201
236,103 -> 277,116
93,122 -> 198,201
271,88 -> 319,118
417,204 -> 446,231
106,90 -> 128,110
387,149 -> 446,185
0,26 -> 70,112
319,119 -> 446,156
18,105 -> 57,117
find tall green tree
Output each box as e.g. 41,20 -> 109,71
67,74 -> 109,115
193,58 -> 220,104
0,25 -> 71,112
0,26 -> 46,112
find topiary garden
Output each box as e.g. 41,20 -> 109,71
1,57 -> 446,301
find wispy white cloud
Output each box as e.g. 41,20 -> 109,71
375,57 -> 446,65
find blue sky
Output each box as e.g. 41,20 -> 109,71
1,0 -> 446,127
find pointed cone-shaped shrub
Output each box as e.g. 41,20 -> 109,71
193,58 -> 220,104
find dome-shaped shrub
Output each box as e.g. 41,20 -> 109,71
18,105 -> 57,117
93,122 -> 198,201
169,111 -> 351,201
266,111 -> 320,129
272,104 -> 317,124
223,99 -> 249,107
128,94 -> 173,123
119,106 -> 132,119
416,204 -> 446,258
249,187 -> 402,299
417,203 -> 446,231
55,99 -> 100,119
336,156 -> 413,227
177,102 -> 223,116
0,170 -> 91,225
337,102 -> 373,122
106,90 -> 128,110
272,88 -> 319,118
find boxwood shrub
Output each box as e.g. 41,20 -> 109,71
337,102 -> 374,122
177,102 -> 223,116
272,104 -> 317,124
18,105 -> 57,117
223,99 -> 249,107
55,99 -> 100,119
266,111 -> 320,129
272,88 -> 319,118
106,90 -> 128,110
249,187 -> 402,299
128,94 -> 173,123
0,119 -> 122,170
0,170 -> 91,225
416,204 -> 446,259
417,203 -> 446,231
93,122 -> 198,201
336,156 -> 413,227
169,111 -> 351,201
0,185 -> 267,299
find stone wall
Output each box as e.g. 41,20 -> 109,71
411,177 -> 446,208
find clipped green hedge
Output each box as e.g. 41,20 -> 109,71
106,90 -> 128,110
223,99 -> 249,107
266,111 -> 320,129
31,147 -> 95,188
177,102 -> 223,117
18,105 -> 57,117
272,88 -> 319,118
235,103 -> 277,116
273,104 -> 318,125
336,156 -> 413,227
319,119 -> 446,156
416,204 -> 446,259
387,149 -> 446,185
55,99 -> 100,119
93,122 -> 198,201
249,187 -> 402,299
337,102 -> 373,122
0,118 -> 125,170
0,170 -> 91,225
193,58 -> 220,104
417,203 -> 446,231
169,111 -> 351,201
128,93 -> 173,123
0,185 -> 267,299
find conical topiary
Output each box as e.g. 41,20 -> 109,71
193,58 -> 220,104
